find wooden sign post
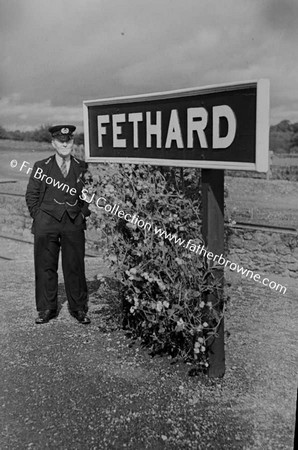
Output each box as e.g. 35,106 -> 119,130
202,169 -> 225,377
83,79 -> 270,377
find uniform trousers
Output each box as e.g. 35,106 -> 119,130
33,210 -> 88,312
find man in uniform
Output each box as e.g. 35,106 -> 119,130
25,124 -> 91,324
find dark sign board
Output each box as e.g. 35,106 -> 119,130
83,79 -> 269,171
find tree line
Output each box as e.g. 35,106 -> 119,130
269,120 -> 298,154
0,121 -> 298,154
0,124 -> 84,145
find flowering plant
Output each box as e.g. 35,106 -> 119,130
86,164 -> 224,371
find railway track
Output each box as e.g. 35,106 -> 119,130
0,189 -> 297,261
0,216 -> 297,263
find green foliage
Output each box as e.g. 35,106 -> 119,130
26,124 -> 52,142
270,120 -> 298,154
0,124 -> 52,142
85,163 -> 224,371
0,125 -> 8,139
71,144 -> 85,160
74,132 -> 84,146
0,124 -> 81,144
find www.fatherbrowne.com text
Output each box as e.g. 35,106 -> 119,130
80,189 -> 287,295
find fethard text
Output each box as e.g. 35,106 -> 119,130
97,105 -> 237,150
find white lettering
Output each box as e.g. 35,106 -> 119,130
187,108 -> 208,148
20,161 -> 30,172
97,115 -> 110,147
34,167 -> 43,179
79,188 -> 88,201
146,111 -> 162,148
96,105 -> 237,151
61,183 -> 69,193
165,109 -> 183,148
269,280 -> 276,289
112,113 -> 126,147
128,112 -> 143,148
53,179 -> 64,189
96,196 -> 106,208
212,105 -> 236,149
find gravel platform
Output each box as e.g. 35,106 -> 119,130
0,237 -> 297,449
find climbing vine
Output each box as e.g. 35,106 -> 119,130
85,164 -> 225,371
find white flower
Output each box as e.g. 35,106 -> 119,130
156,301 -> 163,312
176,318 -> 185,331
203,322 -> 208,328
199,301 -> 205,308
163,301 -> 169,308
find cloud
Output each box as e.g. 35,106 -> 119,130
1,0 -> 298,128
263,0 -> 298,34
0,94 -> 82,130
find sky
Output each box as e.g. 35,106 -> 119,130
1,0 -> 298,131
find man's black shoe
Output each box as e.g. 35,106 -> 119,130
35,310 -> 57,324
72,310 -> 91,324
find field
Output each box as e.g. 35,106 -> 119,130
0,139 -> 53,184
0,139 -> 297,448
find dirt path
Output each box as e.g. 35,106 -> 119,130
0,238 -> 297,449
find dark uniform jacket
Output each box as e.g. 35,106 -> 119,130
25,154 -> 90,233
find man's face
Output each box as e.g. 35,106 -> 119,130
52,138 -> 74,158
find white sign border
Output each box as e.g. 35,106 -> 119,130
83,79 -> 270,172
